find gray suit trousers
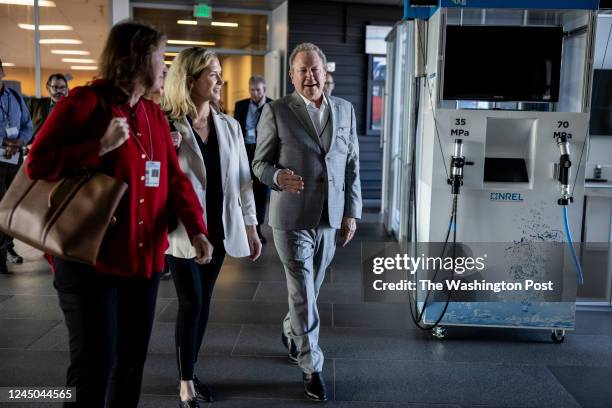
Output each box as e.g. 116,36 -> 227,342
273,220 -> 337,374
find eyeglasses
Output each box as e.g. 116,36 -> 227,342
49,85 -> 67,92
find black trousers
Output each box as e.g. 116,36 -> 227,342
0,161 -> 20,264
245,144 -> 270,225
53,258 -> 160,408
167,243 -> 225,381
0,177 -> 9,268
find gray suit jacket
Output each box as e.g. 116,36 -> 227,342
253,92 -> 362,230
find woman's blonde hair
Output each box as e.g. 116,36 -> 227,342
162,47 -> 219,120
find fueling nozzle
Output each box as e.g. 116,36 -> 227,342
556,134 -> 573,206
448,139 -> 473,195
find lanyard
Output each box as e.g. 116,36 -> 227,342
125,102 -> 154,161
0,91 -> 11,124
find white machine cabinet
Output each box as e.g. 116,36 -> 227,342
391,1 -> 599,341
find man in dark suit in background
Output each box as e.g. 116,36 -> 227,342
27,73 -> 69,139
234,75 -> 273,243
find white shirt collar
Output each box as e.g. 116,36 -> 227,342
297,91 -> 328,111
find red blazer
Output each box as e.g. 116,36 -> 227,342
26,82 -> 207,278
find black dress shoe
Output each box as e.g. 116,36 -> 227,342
178,398 -> 200,408
193,375 -> 213,402
303,372 -> 328,402
281,332 -> 299,365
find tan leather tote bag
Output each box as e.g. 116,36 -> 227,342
0,165 -> 127,264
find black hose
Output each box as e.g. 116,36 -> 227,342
408,195 -> 458,330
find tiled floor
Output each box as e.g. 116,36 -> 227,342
1,215 -> 611,407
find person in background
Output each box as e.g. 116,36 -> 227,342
324,72 -> 335,96
28,73 -> 69,138
253,42 -> 362,402
0,58 -> 33,273
163,47 -> 262,408
233,75 -> 272,243
4,73 -> 70,265
25,22 -> 213,408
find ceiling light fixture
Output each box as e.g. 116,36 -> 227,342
19,23 -> 72,30
62,58 -> 94,63
51,50 -> 90,55
2,63 -> 16,67
40,39 -> 82,44
211,21 -> 238,28
0,0 -> 55,6
177,20 -> 197,25
165,52 -> 178,57
167,39 -> 215,46
71,65 -> 97,70
164,61 -> 173,65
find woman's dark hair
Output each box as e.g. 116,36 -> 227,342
98,21 -> 165,100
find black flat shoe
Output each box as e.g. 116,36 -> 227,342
303,372 -> 328,402
178,398 -> 200,408
193,375 -> 213,402
281,332 -> 299,365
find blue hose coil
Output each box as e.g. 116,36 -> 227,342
563,206 -> 584,285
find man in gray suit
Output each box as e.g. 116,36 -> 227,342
253,42 -> 362,402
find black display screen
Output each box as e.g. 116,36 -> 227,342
443,25 -> 563,102
409,0 -> 438,5
589,70 -> 612,136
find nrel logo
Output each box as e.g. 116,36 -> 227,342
490,192 -> 524,202
451,0 -> 467,5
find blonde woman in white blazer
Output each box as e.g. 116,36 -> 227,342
162,47 -> 262,408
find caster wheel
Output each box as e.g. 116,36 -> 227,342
432,326 -> 447,339
551,329 -> 565,343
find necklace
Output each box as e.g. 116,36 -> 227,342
192,116 -> 209,130
126,101 -> 154,160
192,104 -> 212,129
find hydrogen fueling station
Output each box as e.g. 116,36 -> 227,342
381,0 -> 599,342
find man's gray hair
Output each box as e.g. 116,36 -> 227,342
288,43 -> 328,71
249,74 -> 265,86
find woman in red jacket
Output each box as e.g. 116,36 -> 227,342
25,21 -> 213,408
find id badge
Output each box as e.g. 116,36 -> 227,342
145,161 -> 161,187
5,127 -> 18,138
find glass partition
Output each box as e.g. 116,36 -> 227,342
1,0 -> 108,98
1,2 -> 36,96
